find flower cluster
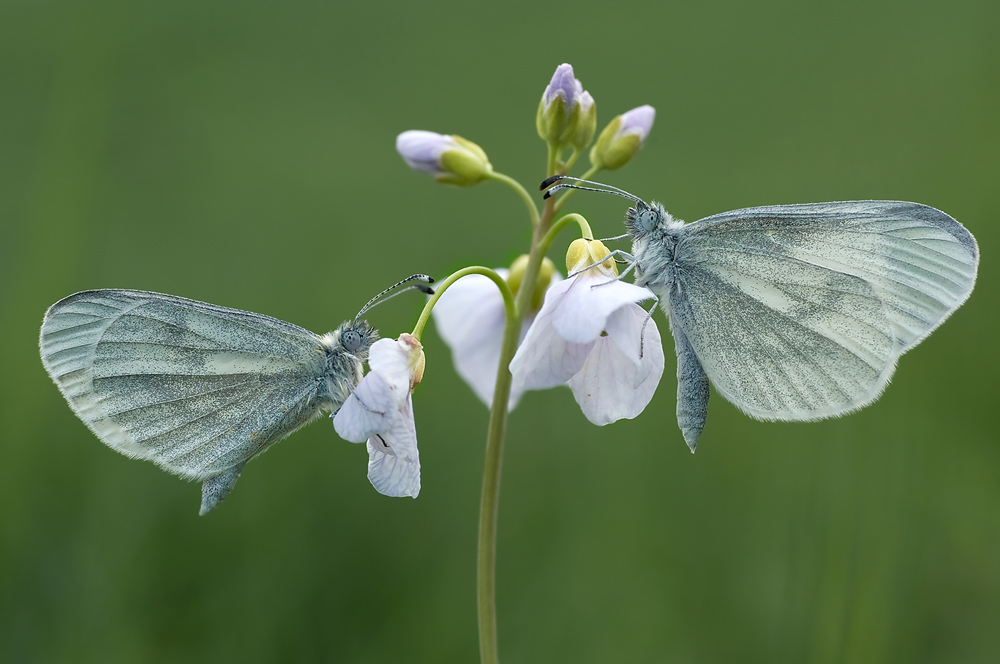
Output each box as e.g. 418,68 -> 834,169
509,239 -> 663,424
345,62 -> 658,500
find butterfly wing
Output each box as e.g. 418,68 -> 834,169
39,290 -> 337,482
669,201 -> 978,421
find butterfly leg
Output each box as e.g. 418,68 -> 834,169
638,294 -> 659,359
344,381 -> 386,416
200,462 -> 245,515
567,250 -> 636,279
596,232 -> 631,242
669,317 -> 709,453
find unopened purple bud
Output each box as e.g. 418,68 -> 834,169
396,130 -> 453,175
618,105 -> 655,142
543,63 -> 583,108
396,130 -> 491,186
590,105 -> 656,170
537,63 -> 596,147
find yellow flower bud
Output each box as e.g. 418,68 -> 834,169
566,238 -> 618,277
506,255 -> 558,311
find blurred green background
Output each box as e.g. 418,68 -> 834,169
2,0 -> 998,662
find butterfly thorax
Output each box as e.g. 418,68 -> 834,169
318,320 -> 378,412
628,202 -> 683,295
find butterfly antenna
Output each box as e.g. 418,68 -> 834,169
539,175 -> 648,208
355,274 -> 435,322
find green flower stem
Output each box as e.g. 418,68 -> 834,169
552,163 -> 601,215
546,141 -> 559,178
478,195 -> 556,664
540,213 -> 593,252
410,267 -> 514,342
486,171 -> 540,228
561,146 -> 581,173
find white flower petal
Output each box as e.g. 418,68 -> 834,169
367,397 -> 420,497
604,303 -> 646,370
333,370 -> 399,443
567,308 -> 664,425
553,276 -> 654,344
432,271 -> 509,406
367,338 -> 413,407
434,269 -> 561,408
510,283 -> 593,390
433,270 -> 507,407
433,270 -> 509,348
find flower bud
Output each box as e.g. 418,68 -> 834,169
590,105 -> 655,170
536,63 -> 595,148
566,238 -> 618,277
506,255 -> 558,311
570,91 -> 597,149
396,131 -> 492,186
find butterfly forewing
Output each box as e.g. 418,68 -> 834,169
40,290 -> 337,479
671,201 -> 978,421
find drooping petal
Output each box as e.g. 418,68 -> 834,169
367,338 -> 414,405
333,336 -> 417,443
333,370 -> 398,443
604,302 -> 645,370
367,396 -> 420,498
567,304 -> 665,425
434,270 -> 509,349
432,271 -> 509,406
434,268 -> 562,409
553,276 -> 654,344
510,281 -> 593,390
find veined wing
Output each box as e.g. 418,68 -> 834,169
39,289 -> 334,479
670,201 -> 978,421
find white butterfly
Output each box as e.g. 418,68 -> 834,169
544,179 -> 979,450
39,278 -> 432,513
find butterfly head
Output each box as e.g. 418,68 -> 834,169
625,200 -> 673,240
336,319 -> 378,360
539,175 -> 668,238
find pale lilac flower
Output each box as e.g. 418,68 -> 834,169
510,240 -> 664,425
333,334 -> 425,497
396,130 -> 491,186
433,263 -> 561,409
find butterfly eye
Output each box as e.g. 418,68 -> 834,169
639,209 -> 657,232
342,329 -> 363,352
